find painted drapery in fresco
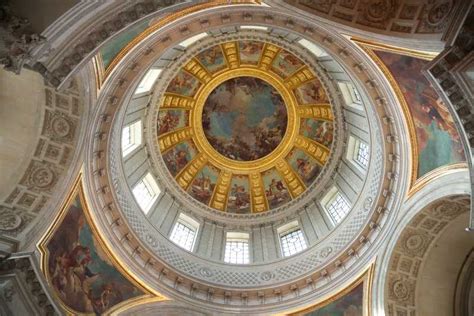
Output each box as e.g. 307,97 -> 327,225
375,51 -> 465,177
45,194 -> 144,314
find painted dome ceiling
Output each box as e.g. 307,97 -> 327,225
156,40 -> 335,213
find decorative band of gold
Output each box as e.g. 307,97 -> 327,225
190,67 -> 299,173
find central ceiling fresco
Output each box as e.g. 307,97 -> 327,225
157,40 -> 335,213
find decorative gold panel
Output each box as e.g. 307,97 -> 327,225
156,40 -> 335,213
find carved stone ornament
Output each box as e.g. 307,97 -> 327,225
427,1 -> 452,26
428,200 -> 466,219
0,207 -> 23,231
399,230 -> 432,257
20,160 -> 58,193
362,0 -> 398,23
199,267 -> 213,278
0,2 -> 45,74
260,271 -> 275,281
1,282 -> 15,303
319,246 -> 333,258
42,110 -> 75,143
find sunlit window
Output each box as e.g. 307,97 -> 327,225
122,120 -> 142,157
170,214 -> 199,251
278,221 -> 307,257
179,32 -> 208,48
356,141 -> 369,167
298,38 -> 328,57
224,232 -> 250,264
352,85 -> 362,103
325,189 -> 350,225
337,82 -> 363,110
135,68 -> 162,94
132,173 -> 160,214
346,135 -> 369,169
240,25 -> 268,31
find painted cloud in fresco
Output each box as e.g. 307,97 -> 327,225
202,76 -> 288,161
46,195 -> 144,315
375,51 -> 465,177
302,282 -> 363,316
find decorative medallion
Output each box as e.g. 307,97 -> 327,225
157,41 -> 335,213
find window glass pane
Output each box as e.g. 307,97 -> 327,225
179,32 -> 208,48
356,141 -> 369,167
132,173 -> 160,214
326,193 -> 350,224
170,221 -> 196,251
224,239 -> 249,264
135,69 -> 161,94
352,85 -> 362,102
122,125 -> 132,151
298,38 -> 328,57
280,229 -> 307,257
122,121 -> 142,157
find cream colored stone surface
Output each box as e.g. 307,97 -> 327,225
417,212 -> 474,316
0,69 -> 45,200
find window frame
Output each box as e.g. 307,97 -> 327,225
131,173 -> 161,214
135,68 -> 162,95
322,187 -> 351,225
169,213 -> 199,252
337,81 -> 363,110
346,135 -> 370,170
277,221 -> 308,257
121,120 -> 142,157
224,232 -> 250,265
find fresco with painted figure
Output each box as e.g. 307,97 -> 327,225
196,45 -> 226,73
202,76 -> 288,161
271,49 -> 304,78
227,175 -> 251,213
287,148 -> 322,187
157,109 -> 189,135
46,195 -> 144,315
239,41 -> 264,65
188,164 -> 219,206
300,118 -> 334,148
166,69 -> 201,97
295,78 -> 329,104
375,51 -> 465,177
163,141 -> 197,176
262,168 -> 291,209
302,282 -> 363,316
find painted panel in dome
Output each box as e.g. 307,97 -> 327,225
302,282 -> 363,316
271,49 -> 305,78
188,164 -> 219,206
100,18 -> 151,69
157,109 -> 189,135
45,194 -> 144,315
301,118 -> 334,148
374,51 -> 465,177
239,41 -> 264,65
287,148 -> 322,187
166,69 -> 201,96
196,45 -> 226,73
162,141 -> 197,176
295,79 -> 329,104
202,76 -> 288,161
262,168 -> 291,209
227,175 -> 251,213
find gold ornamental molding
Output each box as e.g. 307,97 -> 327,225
156,40 -> 335,213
